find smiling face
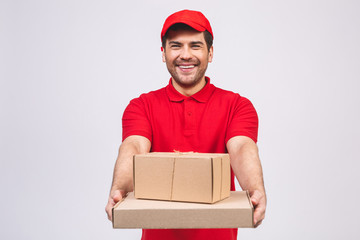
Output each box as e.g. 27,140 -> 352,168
162,29 -> 213,96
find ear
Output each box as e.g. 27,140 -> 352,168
162,47 -> 166,62
208,46 -> 214,63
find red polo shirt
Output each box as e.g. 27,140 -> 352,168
122,77 -> 258,240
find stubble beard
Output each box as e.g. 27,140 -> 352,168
167,59 -> 208,89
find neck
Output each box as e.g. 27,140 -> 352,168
171,77 -> 207,97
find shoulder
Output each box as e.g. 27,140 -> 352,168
128,86 -> 167,105
123,86 -> 168,122
211,85 -> 254,106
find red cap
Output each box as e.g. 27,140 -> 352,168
161,10 -> 213,41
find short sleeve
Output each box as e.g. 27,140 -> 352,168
225,96 -> 259,143
122,96 -> 152,142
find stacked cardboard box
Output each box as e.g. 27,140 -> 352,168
134,152 -> 231,203
112,152 -> 254,229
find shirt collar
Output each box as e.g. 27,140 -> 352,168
165,77 -> 215,103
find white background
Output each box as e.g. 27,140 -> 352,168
1,0 -> 359,239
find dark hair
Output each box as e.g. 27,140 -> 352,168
161,23 -> 213,51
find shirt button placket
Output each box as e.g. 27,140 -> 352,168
184,98 -> 195,134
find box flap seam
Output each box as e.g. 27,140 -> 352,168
211,158 -> 214,202
170,158 -> 176,200
220,157 -> 223,200
132,155 -> 136,196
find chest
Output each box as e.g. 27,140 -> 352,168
147,98 -> 234,152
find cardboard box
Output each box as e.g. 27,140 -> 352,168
133,152 -> 230,203
112,191 -> 254,229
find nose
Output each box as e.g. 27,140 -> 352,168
179,46 -> 192,60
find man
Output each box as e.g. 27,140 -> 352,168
105,9 -> 266,240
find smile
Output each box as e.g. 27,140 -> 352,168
178,65 -> 195,69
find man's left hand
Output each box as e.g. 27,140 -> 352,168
250,189 -> 266,227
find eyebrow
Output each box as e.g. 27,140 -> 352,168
190,41 -> 204,45
169,41 -> 182,45
168,41 -> 205,45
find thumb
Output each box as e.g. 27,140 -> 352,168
251,196 -> 258,206
250,190 -> 260,206
112,190 -> 123,203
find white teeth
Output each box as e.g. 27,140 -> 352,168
179,65 -> 195,69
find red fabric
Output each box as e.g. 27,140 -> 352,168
122,77 -> 258,240
161,9 -> 214,40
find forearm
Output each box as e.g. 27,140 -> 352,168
110,136 -> 151,195
227,136 -> 266,226
227,137 -> 265,194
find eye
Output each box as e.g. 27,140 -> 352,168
170,44 -> 181,49
192,45 -> 201,49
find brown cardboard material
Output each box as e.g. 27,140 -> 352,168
133,152 -> 230,203
112,191 -> 254,229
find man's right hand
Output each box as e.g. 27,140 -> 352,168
105,190 -> 124,221
105,136 -> 151,221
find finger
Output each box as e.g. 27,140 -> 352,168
253,205 -> 265,226
105,196 -> 117,221
111,189 -> 120,198
105,204 -> 113,221
250,190 -> 261,205
251,197 -> 258,206
106,190 -> 125,221
254,219 -> 263,228
112,190 -> 123,203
